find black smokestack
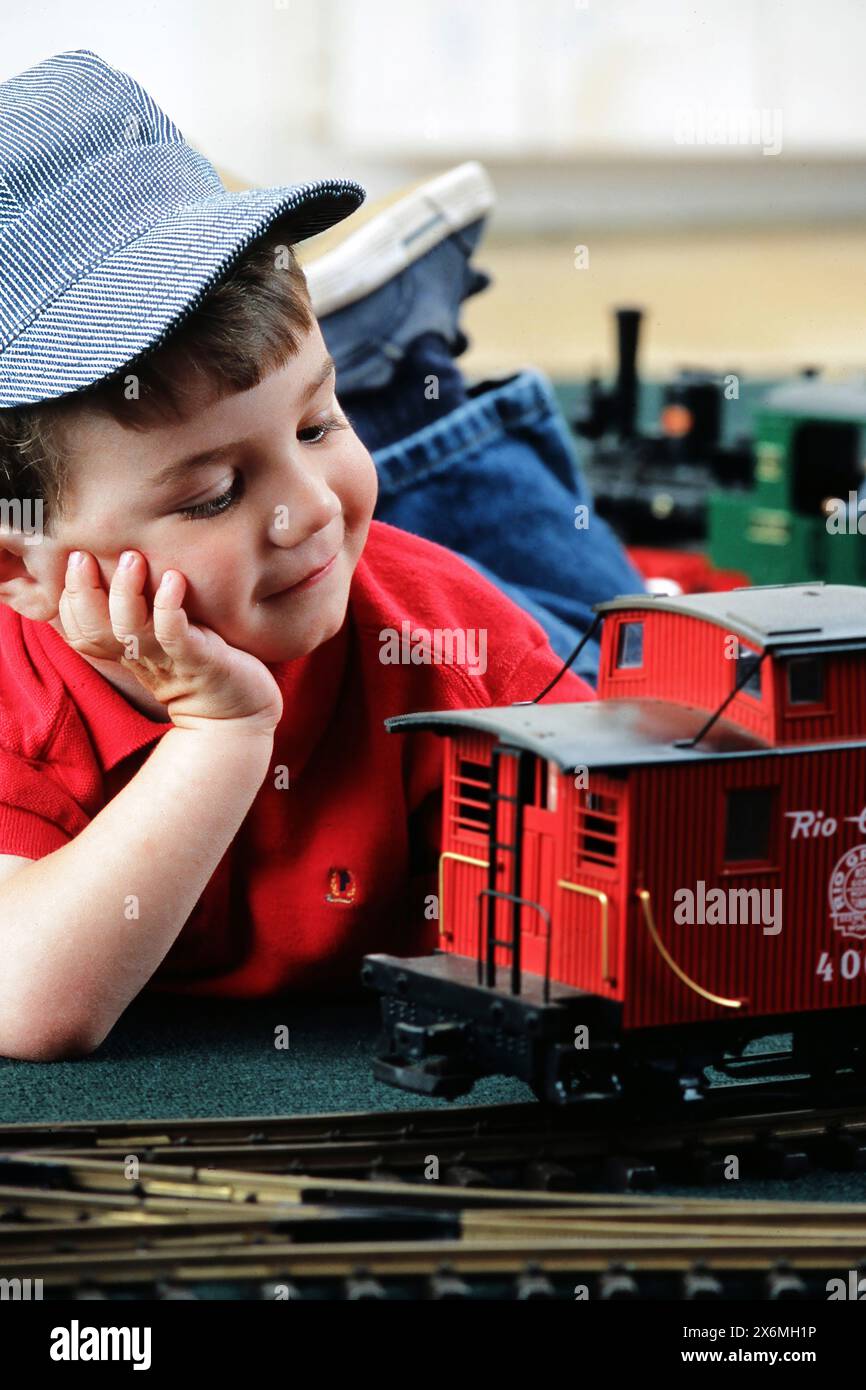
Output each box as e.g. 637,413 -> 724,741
615,307 -> 642,439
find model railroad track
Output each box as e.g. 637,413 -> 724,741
6,1088 -> 866,1191
2,1150 -> 866,1299
5,1236 -> 866,1301
5,1083 -> 866,1299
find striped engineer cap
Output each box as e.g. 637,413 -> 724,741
0,49 -> 366,408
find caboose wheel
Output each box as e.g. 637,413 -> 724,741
533,1045 -> 624,1105
623,1060 -> 707,1111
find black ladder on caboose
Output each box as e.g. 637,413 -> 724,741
478,746 -> 535,995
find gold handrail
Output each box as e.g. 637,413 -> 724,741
557,879 -> 612,983
438,850 -> 489,941
636,888 -> 744,1010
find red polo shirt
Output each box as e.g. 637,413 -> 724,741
0,520 -> 593,997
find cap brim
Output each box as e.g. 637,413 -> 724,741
0,178 -> 365,407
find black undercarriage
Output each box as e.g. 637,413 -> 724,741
361,950 -> 866,1107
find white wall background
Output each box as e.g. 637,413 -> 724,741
3,0 -> 866,228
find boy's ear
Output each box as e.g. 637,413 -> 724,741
0,530 -> 59,623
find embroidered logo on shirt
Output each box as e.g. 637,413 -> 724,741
325,867 -> 357,905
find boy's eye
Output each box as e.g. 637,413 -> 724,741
175,414 -> 346,519
178,474 -> 244,521
298,413 -> 345,445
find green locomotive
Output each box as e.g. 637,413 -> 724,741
708,380 -> 866,585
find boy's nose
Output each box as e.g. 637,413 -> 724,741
265,487 -> 341,548
268,500 -> 341,547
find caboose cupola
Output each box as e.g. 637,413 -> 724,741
596,582 -> 866,745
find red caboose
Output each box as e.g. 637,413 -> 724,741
363,583 -> 866,1104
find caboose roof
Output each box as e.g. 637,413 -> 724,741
594,582 -> 866,654
384,697 -> 777,772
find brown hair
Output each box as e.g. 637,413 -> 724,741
0,224 -> 316,531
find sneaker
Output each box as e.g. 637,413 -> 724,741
297,160 -> 495,318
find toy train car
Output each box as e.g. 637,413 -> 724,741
362,582 -> 866,1105
709,380 -> 866,586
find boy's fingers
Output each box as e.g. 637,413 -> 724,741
151,570 -> 214,670
107,552 -> 154,656
57,586 -> 85,646
61,551 -> 118,655
151,571 -> 196,655
151,602 -> 191,655
62,554 -> 212,679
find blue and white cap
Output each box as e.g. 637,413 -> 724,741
0,50 -> 366,407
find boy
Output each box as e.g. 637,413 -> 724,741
0,50 -> 593,1061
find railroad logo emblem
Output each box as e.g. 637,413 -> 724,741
829,844 -> 866,940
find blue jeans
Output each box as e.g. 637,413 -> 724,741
365,368 -> 645,685
319,222 -> 646,685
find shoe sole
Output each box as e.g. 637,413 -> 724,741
298,160 -> 495,318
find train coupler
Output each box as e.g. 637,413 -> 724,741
392,1019 -> 468,1060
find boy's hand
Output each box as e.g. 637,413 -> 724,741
58,550 -> 284,734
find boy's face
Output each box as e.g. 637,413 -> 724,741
38,320 -> 378,665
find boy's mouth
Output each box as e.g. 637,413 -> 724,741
260,548 -> 340,600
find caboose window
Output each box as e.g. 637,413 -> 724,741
736,645 -> 762,700
723,787 -> 773,862
575,790 -> 619,868
453,758 -> 492,835
616,621 -> 644,669
525,753 -> 549,809
787,656 -> 824,705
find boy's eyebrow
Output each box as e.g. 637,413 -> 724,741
151,353 -> 337,488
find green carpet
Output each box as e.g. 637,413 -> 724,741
0,993 -> 529,1123
3,994 -> 866,1202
